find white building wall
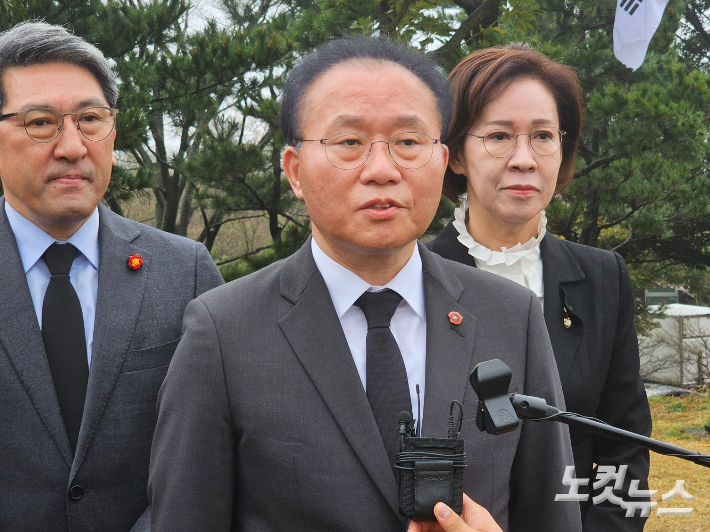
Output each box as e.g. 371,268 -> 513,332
639,311 -> 710,386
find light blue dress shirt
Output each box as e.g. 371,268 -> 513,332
5,201 -> 99,367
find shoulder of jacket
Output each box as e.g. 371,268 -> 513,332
548,235 -> 622,272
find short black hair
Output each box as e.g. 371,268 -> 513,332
280,36 -> 452,145
0,21 -> 118,110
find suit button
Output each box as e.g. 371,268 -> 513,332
68,485 -> 84,501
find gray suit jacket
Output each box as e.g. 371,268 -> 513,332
149,239 -> 581,532
0,200 -> 223,532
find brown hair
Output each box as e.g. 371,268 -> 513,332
442,44 -> 583,203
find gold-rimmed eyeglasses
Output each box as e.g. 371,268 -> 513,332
295,132 -> 443,170
468,128 -> 565,158
0,106 -> 118,143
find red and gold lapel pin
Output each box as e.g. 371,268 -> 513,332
448,311 -> 463,325
127,254 -> 143,270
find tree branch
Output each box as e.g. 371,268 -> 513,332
578,16 -> 614,32
596,201 -> 650,232
450,0 -> 482,15
216,245 -> 272,266
656,240 -> 710,268
388,0 -> 414,29
577,143 -> 600,161
685,2 -> 710,48
429,0 -> 503,61
573,153 -> 623,179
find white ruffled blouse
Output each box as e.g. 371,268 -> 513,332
453,194 -> 546,308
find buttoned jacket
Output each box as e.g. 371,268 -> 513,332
0,199 -> 223,532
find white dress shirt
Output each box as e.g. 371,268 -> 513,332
6,201 -> 99,367
453,193 -> 546,308
311,238 -> 428,431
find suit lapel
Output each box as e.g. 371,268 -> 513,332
433,223 -> 588,389
277,241 -> 401,518
540,234 -> 585,387
71,205 -> 150,479
419,245 -> 478,438
0,199 -> 74,467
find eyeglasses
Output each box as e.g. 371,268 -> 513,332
295,132 -> 443,170
468,128 -> 565,158
0,106 -> 118,143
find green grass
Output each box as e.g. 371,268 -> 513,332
665,401 -> 689,413
644,394 -> 710,532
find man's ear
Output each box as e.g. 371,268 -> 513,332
283,146 -> 304,200
112,150 -> 116,165
441,144 -> 449,169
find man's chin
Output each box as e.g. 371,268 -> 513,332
34,201 -> 100,234
348,237 -> 419,257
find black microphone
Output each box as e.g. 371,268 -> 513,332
510,393 -> 559,419
398,410 -> 414,438
470,359 -> 710,468
469,359 -> 519,435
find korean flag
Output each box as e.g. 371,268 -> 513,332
613,0 -> 670,70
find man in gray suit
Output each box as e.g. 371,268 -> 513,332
149,37 -> 581,532
0,22 -> 223,532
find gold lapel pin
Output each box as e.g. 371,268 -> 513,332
563,307 -> 572,329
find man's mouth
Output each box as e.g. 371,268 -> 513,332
362,198 -> 401,210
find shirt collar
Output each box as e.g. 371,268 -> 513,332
311,238 -> 425,322
453,193 -> 546,266
5,201 -> 100,272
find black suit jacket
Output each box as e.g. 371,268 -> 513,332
428,220 -> 652,532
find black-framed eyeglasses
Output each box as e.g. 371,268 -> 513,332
467,128 -> 565,158
0,106 -> 118,143
294,132 -> 443,170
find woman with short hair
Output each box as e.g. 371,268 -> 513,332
428,45 -> 652,531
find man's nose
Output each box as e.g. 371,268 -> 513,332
53,116 -> 88,161
359,141 -> 402,184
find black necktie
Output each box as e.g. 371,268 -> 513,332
355,289 -> 412,469
42,243 -> 88,453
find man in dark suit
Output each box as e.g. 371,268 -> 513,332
149,37 -> 581,532
0,22 -> 223,531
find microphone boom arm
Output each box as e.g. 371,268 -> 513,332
510,393 -> 710,469
469,359 -> 710,469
